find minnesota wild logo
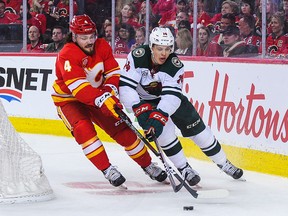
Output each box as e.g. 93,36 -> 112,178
133,48 -> 145,57
172,57 -> 182,68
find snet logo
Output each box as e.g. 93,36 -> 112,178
0,67 -> 53,103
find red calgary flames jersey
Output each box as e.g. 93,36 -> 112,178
266,33 -> 288,56
52,38 -> 120,106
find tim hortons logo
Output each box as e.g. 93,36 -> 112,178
184,70 -> 288,142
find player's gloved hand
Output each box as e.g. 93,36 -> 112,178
101,84 -> 119,96
144,109 -> 168,141
132,101 -> 153,128
95,87 -> 123,119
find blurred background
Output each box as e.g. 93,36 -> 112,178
0,0 -> 287,58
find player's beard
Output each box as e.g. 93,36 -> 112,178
80,44 -> 94,56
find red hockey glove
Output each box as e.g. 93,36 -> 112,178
132,101 -> 153,128
144,109 -> 168,141
95,89 -> 123,119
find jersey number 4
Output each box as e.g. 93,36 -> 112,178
64,60 -> 72,72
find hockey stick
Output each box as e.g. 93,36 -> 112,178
151,135 -> 230,199
115,108 -> 183,192
115,108 -> 229,199
151,134 -> 188,193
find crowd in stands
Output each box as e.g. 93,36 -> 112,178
0,0 -> 288,58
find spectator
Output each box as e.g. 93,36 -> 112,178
21,25 -> 45,53
56,0 -> 78,29
177,19 -> 191,31
210,0 -> 239,24
222,25 -> 258,57
175,0 -> 188,12
196,26 -> 211,56
16,3 -> 43,33
116,3 -> 140,29
131,0 -> 143,14
238,14 -> 261,52
0,0 -> 19,24
187,0 -> 212,28
175,28 -> 193,56
152,0 -> 175,17
31,0 -> 50,14
45,0 -> 60,31
103,22 -> 114,47
281,0 -> 288,20
137,1 -> 158,30
56,0 -> 78,16
130,26 -> 146,51
175,11 -> 190,30
98,18 -> 111,38
5,0 -> 22,14
239,0 -> 255,16
44,25 -> 65,52
115,23 -> 136,54
30,0 -> 47,35
266,11 -> 288,57
200,26 -> 224,56
255,0 -> 278,36
211,13 -> 236,45
158,0 -> 189,27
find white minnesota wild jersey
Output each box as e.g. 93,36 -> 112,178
119,45 -> 185,115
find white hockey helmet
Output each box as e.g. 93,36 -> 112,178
149,27 -> 174,52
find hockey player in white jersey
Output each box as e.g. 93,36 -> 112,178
119,27 -> 243,186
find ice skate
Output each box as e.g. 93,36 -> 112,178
143,163 -> 167,182
217,160 -> 244,180
103,165 -> 126,187
178,163 -> 201,186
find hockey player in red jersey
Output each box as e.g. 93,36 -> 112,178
51,14 -> 167,187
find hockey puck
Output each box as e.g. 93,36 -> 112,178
183,206 -> 194,211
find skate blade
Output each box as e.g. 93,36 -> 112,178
192,184 -> 202,189
236,177 -> 246,182
118,183 -> 128,190
162,179 -> 170,185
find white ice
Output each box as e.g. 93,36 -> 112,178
1,134 -> 288,216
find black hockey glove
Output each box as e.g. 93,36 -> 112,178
132,101 -> 153,128
144,109 -> 168,141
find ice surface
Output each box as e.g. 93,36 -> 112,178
1,134 -> 287,216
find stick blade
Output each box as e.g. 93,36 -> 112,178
197,189 -> 229,199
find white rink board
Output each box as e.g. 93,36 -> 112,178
0,55 -> 287,155
180,61 -> 288,155
0,55 -> 58,119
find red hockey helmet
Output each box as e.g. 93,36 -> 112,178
69,14 -> 96,34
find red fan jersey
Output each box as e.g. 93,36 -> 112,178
243,33 -> 262,53
52,38 -> 121,107
266,33 -> 288,56
57,0 -> 78,17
